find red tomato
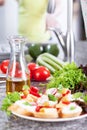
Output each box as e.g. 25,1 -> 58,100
27,63 -> 37,72
15,70 -> 22,78
14,70 -> 29,78
30,90 -> 41,97
29,71 -> 32,80
30,86 -> 39,93
27,63 -> 38,79
62,101 -> 71,105
1,60 -> 9,74
62,90 -> 71,97
35,106 -> 43,112
0,63 -> 1,72
33,66 -> 50,81
21,95 -> 27,99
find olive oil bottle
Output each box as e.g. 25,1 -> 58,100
6,78 -> 30,93
6,35 -> 30,94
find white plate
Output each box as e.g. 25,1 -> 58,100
12,112 -> 87,122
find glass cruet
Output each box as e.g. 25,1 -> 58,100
6,35 -> 30,94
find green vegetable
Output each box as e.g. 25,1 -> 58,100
82,94 -> 87,103
36,53 -> 66,74
73,92 -> 87,103
25,54 -> 33,63
41,53 -> 65,68
28,44 -> 43,60
1,92 -> 21,115
47,62 -> 87,90
48,94 -> 57,101
44,44 -> 59,56
23,102 -> 32,106
70,106 -> 76,110
28,43 -> 60,60
73,92 -> 83,99
37,56 -> 56,73
23,85 -> 29,90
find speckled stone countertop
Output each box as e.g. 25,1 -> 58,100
0,41 -> 87,130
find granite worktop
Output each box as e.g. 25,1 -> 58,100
0,41 -> 87,130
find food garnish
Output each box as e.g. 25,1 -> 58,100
1,92 -> 21,115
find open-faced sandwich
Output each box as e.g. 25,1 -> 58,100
2,85 -> 87,119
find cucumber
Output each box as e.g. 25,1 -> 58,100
41,53 -> 66,67
41,56 -> 62,70
36,56 -> 56,73
36,53 -> 66,74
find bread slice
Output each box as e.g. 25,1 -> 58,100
8,103 -> 34,116
59,103 -> 82,118
8,99 -> 37,117
34,108 -> 58,119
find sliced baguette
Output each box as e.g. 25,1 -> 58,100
34,108 -> 58,119
59,103 -> 82,118
8,103 -> 34,117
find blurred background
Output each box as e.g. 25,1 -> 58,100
0,0 -> 86,53
73,0 -> 86,40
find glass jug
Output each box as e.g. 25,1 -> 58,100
6,35 -> 30,94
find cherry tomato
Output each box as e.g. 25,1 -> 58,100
29,89 -> 41,97
29,86 -> 41,97
30,86 -> 39,93
1,60 -> 9,74
27,63 -> 38,79
29,71 -> 32,80
35,106 -> 52,112
27,63 -> 37,72
33,66 -> 50,81
62,90 -> 71,97
21,95 -> 27,99
0,63 -> 1,72
15,70 -> 22,78
35,106 -> 43,112
62,101 -> 71,105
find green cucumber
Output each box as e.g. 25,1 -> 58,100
41,53 -> 66,67
36,53 -> 66,74
36,56 -> 56,73
41,56 -> 62,70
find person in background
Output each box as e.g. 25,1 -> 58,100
0,0 -> 4,5
0,0 -> 67,42
17,0 -> 67,43
0,0 -> 67,60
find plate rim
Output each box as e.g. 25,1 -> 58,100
12,111 -> 87,122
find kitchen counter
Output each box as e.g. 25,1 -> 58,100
0,41 -> 87,130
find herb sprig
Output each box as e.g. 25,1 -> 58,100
73,92 -> 87,103
1,92 -> 21,115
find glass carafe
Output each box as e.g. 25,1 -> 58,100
6,35 -> 30,94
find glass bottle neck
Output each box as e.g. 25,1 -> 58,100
9,35 -> 26,61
